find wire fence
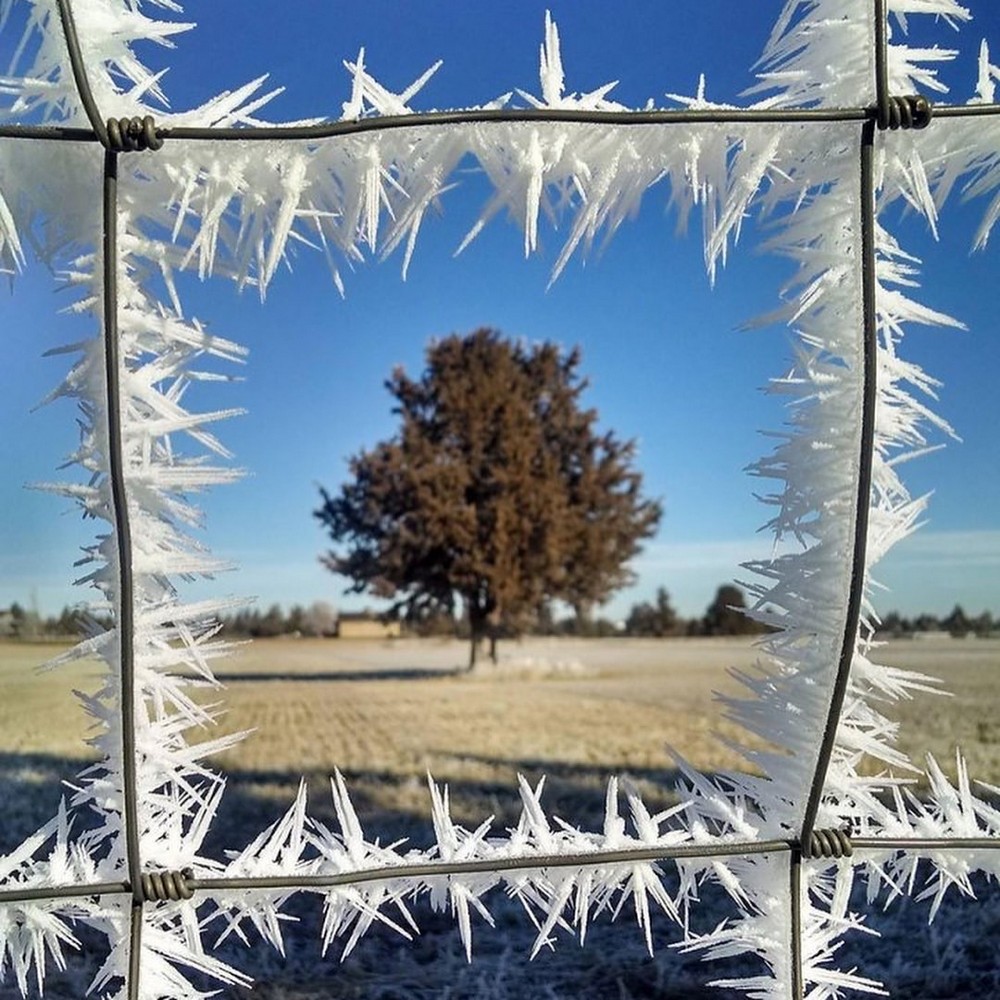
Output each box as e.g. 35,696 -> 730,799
1,1 -> 999,998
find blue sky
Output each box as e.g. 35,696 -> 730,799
1,1 -> 997,620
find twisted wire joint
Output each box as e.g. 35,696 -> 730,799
876,95 -> 933,131
106,115 -> 163,152
804,827 -> 854,860
138,868 -> 195,902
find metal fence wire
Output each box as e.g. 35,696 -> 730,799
1,1 -> 999,998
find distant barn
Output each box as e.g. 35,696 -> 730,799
336,612 -> 400,640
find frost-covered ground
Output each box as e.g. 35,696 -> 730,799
2,637 -> 999,998
17,882 -> 1000,1000
4,875 -> 998,999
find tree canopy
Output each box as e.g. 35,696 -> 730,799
315,329 -> 662,666
701,584 -> 759,636
625,587 -> 678,637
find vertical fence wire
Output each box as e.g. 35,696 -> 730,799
100,148 -> 141,891
127,897 -> 144,999
793,3 -> 887,981
2,2 -> 997,999
798,114 -> 879,853
789,848 -> 804,999
100,146 -> 146,999
54,0 -> 108,145
875,0 -> 891,129
793,7 -> 889,978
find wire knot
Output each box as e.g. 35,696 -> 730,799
105,115 -> 163,152
804,827 -> 853,860
876,95 -> 932,131
138,868 -> 194,902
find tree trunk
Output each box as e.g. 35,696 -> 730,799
466,597 -> 483,671
486,605 -> 502,664
467,593 -> 498,670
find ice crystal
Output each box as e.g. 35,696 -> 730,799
1,1 -> 998,998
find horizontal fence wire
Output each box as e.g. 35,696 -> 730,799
1,2 -> 999,1000
2,836 -> 999,907
4,99 -> 1000,144
1,0 -> 999,147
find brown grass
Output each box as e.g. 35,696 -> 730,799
867,635 -> 1000,782
0,640 -> 105,760
3,634 -> 998,836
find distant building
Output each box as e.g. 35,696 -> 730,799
0,610 -> 15,638
336,612 -> 401,640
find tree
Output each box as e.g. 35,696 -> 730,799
254,604 -> 287,638
942,604 -> 971,638
316,329 -> 662,668
973,610 -> 994,638
626,587 -> 678,637
878,611 -> 911,638
301,601 -> 338,637
702,584 -> 758,636
56,605 -> 84,637
913,612 -> 940,633
286,605 -> 306,635
7,602 -> 25,638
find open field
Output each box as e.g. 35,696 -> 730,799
2,635 -> 999,998
3,636 -> 1000,832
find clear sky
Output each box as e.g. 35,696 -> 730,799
0,1 -> 997,621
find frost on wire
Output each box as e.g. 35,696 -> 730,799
1,1 -> 999,998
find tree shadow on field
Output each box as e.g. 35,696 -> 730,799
203,755 -> 691,862
0,750 -> 98,853
192,759 -> 760,1000
0,750 -> 755,999
214,666 -> 467,684
0,748 -> 691,858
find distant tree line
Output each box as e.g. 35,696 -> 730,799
0,601 -> 339,641
0,588 -> 761,642
217,602 -> 339,638
623,585 -> 772,638
0,602 -> 112,639
220,585 -> 773,639
3,595 -> 995,642
876,606 -> 996,638
324,593 -> 997,641
209,594 -> 996,641
314,583 -> 771,640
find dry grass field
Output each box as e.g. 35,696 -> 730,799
2,634 -> 998,843
2,635 -> 999,998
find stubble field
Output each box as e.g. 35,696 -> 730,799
2,635 -> 999,998
3,635 -> 1000,847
